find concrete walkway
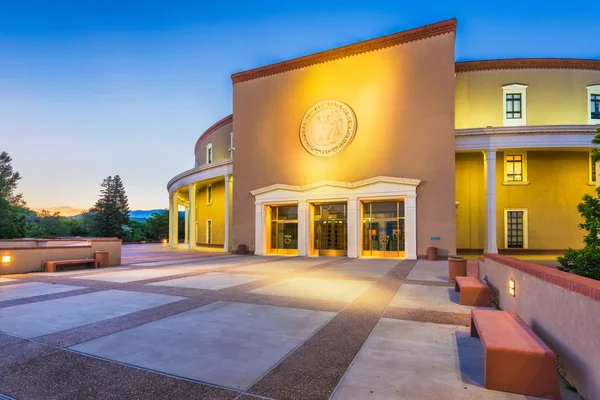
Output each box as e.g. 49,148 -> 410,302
0,257 -> 580,400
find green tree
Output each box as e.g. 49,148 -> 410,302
91,175 -> 130,238
26,210 -> 73,238
145,210 -> 169,241
558,128 -> 600,280
0,151 -> 27,238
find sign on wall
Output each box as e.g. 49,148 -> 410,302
299,100 -> 357,157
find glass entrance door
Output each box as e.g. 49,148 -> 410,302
362,201 -> 405,258
312,203 -> 347,256
269,205 -> 298,255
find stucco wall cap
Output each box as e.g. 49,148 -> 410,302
456,58 -> 600,73
232,19 -> 457,84
249,176 -> 421,196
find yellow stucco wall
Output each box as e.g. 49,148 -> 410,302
456,69 -> 600,129
195,181 -> 226,245
456,152 -> 485,249
456,150 -> 594,250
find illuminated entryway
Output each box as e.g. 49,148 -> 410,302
267,205 -> 298,255
362,201 -> 405,258
311,203 -> 347,256
251,177 -> 420,259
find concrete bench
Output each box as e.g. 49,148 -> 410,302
454,276 -> 491,306
471,309 -> 560,399
45,259 -> 97,272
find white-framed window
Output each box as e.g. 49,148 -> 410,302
503,84 -> 528,126
503,151 -> 528,185
588,85 -> 600,125
206,219 -> 213,244
504,208 -> 528,249
206,184 -> 212,205
589,151 -> 598,185
206,143 -> 213,164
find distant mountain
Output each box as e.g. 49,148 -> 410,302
33,206 -> 87,217
130,209 -> 168,221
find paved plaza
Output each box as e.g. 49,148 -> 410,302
0,253 -> 579,399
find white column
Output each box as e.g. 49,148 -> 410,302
172,197 -> 179,249
297,201 -> 308,256
254,202 -> 264,255
224,175 -> 230,252
184,207 -> 189,244
405,194 -> 417,260
347,197 -> 359,258
484,150 -> 498,253
188,183 -> 197,250
168,194 -> 174,247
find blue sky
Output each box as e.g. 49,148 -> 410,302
1,1 -> 598,210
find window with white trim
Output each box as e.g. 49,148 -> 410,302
502,84 -> 528,126
588,85 -> 600,124
206,143 -> 213,164
229,132 -> 234,158
206,184 -> 212,205
504,151 -> 528,185
206,219 -> 213,244
504,209 -> 528,249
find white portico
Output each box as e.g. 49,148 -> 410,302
250,176 -> 420,259
167,158 -> 233,252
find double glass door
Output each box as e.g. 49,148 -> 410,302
312,203 -> 347,256
362,201 -> 405,257
269,206 -> 298,255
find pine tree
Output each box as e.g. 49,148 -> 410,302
91,175 -> 130,238
0,151 -> 27,238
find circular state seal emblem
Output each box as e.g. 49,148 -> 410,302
299,100 -> 357,157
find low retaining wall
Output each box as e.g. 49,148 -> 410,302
0,239 -> 122,274
480,254 -> 600,399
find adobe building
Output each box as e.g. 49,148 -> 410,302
166,19 -> 600,259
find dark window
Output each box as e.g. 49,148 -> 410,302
506,93 -> 522,119
592,154 -> 597,182
591,94 -> 600,120
506,154 -> 523,182
507,211 -> 524,248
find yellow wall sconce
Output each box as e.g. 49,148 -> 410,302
509,279 -> 516,296
1,255 -> 11,264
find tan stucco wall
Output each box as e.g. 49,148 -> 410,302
195,120 -> 233,167
456,150 -> 594,250
233,33 -> 457,256
479,257 -> 600,400
456,69 -> 600,129
196,181 -> 226,245
0,239 -> 122,275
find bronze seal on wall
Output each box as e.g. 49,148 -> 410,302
299,100 -> 357,157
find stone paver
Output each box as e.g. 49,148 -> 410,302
71,301 -> 335,390
29,266 -> 130,277
390,283 -> 489,314
309,259 -> 398,278
148,272 -> 264,290
406,260 -> 449,282
332,318 -> 539,399
0,290 -> 184,338
0,282 -> 84,302
250,276 -> 373,302
231,257 -> 337,273
70,268 -> 190,283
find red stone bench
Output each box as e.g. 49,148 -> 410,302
471,309 -> 561,399
45,259 -> 97,272
455,276 -> 491,306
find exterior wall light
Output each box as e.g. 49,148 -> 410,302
1,255 -> 11,264
509,279 -> 516,296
